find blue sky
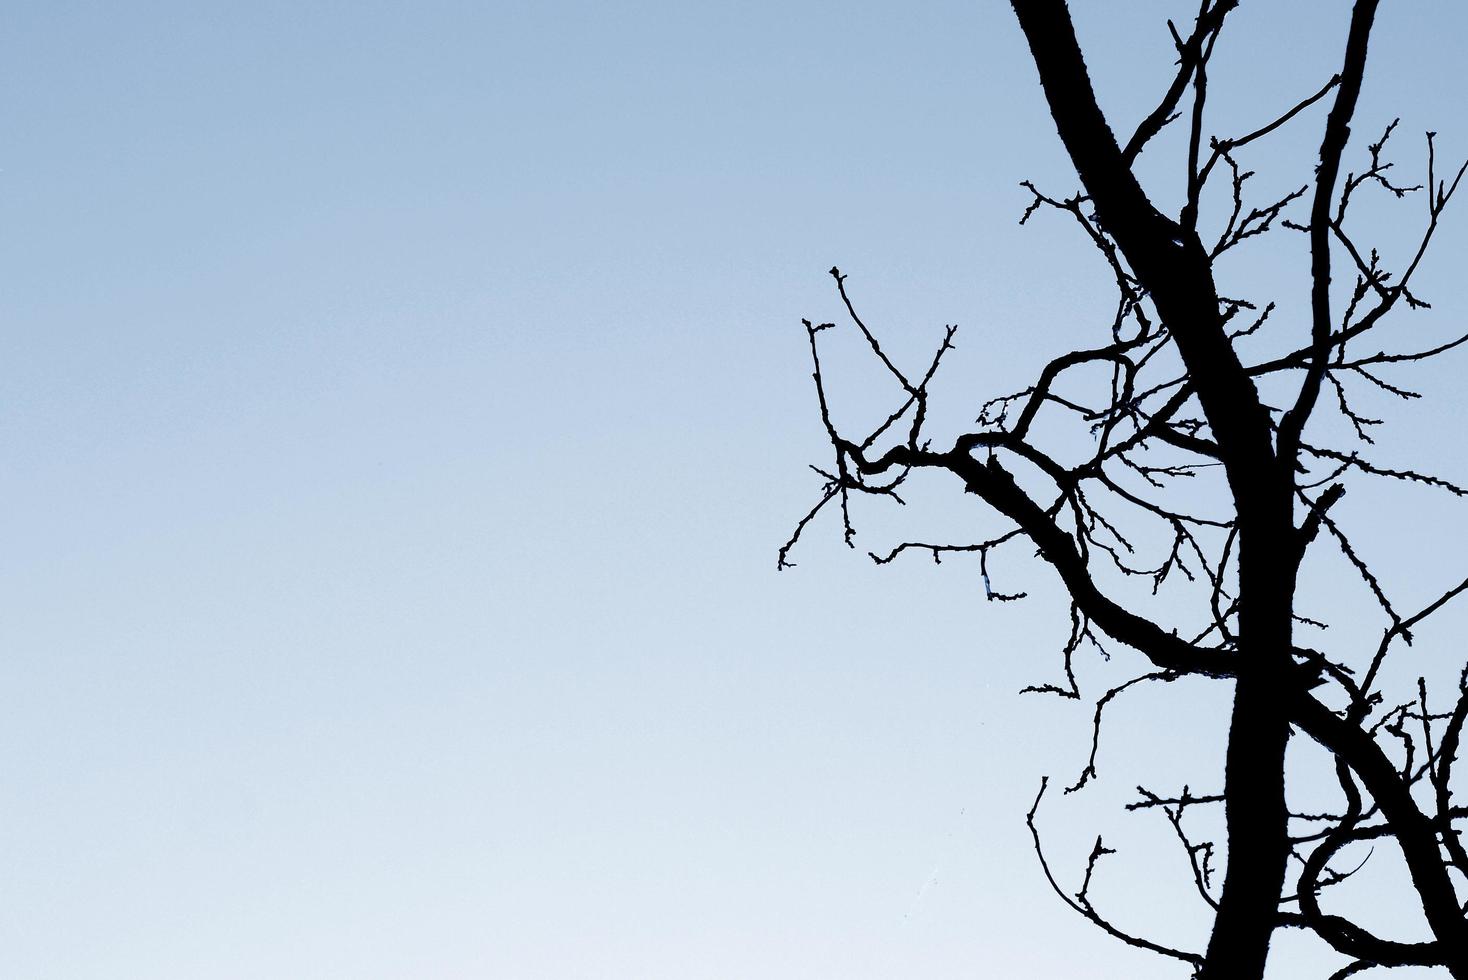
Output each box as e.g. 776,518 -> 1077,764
5,2 -> 1468,977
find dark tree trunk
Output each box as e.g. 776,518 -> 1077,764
1199,618 -> 1293,977
1008,5 -> 1300,976
1193,499 -> 1297,980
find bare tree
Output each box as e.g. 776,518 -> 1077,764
780,3 -> 1468,978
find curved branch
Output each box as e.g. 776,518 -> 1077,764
1027,778 -> 1204,966
1291,692 -> 1468,973
1277,0 -> 1382,473
846,437 -> 1236,678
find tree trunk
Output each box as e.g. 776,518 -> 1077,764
1199,669 -> 1292,980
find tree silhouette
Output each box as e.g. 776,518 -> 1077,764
780,3 -> 1468,978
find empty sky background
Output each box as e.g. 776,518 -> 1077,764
6,2 -> 1468,978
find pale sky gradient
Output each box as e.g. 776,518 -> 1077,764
5,2 -> 1468,978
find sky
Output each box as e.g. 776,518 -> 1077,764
5,2 -> 1468,978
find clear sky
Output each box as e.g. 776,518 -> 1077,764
5,2 -> 1468,978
